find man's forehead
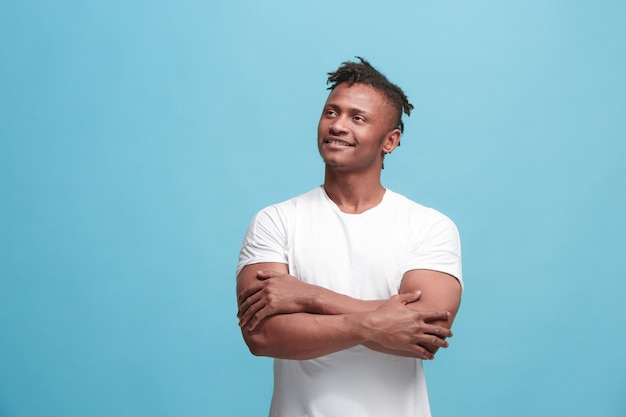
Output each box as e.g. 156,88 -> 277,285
326,83 -> 390,106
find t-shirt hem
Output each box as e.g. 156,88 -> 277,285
236,257 -> 288,277
404,265 -> 464,291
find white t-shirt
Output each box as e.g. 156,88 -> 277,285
238,186 -> 462,417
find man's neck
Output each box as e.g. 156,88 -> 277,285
323,169 -> 386,214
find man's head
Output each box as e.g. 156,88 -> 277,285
326,57 -> 413,134
318,57 -> 414,172
317,82 -> 397,171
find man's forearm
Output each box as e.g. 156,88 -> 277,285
237,265 -> 455,360
242,311 -> 368,360
304,285 -> 384,315
272,286 -> 446,358
241,292 -> 451,360
237,269 -> 385,330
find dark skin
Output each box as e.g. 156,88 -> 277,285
237,83 -> 462,360
237,264 -> 458,360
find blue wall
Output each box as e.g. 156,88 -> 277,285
1,1 -> 625,416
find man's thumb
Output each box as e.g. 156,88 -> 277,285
398,290 -> 422,304
256,270 -> 273,280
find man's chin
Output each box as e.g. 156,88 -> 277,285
321,157 -> 342,168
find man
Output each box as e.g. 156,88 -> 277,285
236,57 -> 462,417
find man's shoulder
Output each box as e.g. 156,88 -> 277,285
384,189 -> 456,225
255,186 -> 324,217
384,189 -> 431,213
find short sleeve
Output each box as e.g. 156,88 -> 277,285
406,210 -> 463,290
236,206 -> 289,277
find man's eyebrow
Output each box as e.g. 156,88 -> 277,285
349,107 -> 373,117
325,103 -> 372,116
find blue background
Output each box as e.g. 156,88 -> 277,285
1,1 -> 625,416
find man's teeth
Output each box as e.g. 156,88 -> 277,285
327,139 -> 353,146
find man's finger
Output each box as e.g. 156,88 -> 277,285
424,310 -> 450,322
237,281 -> 264,305
395,290 -> 421,304
256,270 -> 283,279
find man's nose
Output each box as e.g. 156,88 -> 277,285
329,115 -> 348,135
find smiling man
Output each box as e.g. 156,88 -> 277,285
236,57 -> 463,417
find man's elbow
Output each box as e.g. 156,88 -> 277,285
242,330 -> 274,357
241,329 -> 317,360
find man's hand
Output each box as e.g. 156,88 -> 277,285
238,270 -> 319,331
359,291 -> 452,360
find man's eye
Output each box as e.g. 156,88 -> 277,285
354,115 -> 365,122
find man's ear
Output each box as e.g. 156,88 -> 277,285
382,129 -> 402,154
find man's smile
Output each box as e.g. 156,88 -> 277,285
323,137 -> 356,147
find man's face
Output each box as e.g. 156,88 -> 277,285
317,82 -> 400,172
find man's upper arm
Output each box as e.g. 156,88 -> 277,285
400,269 -> 462,327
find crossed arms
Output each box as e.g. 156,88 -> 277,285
236,262 -> 462,361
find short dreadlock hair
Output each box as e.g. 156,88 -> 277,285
326,57 -> 414,134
